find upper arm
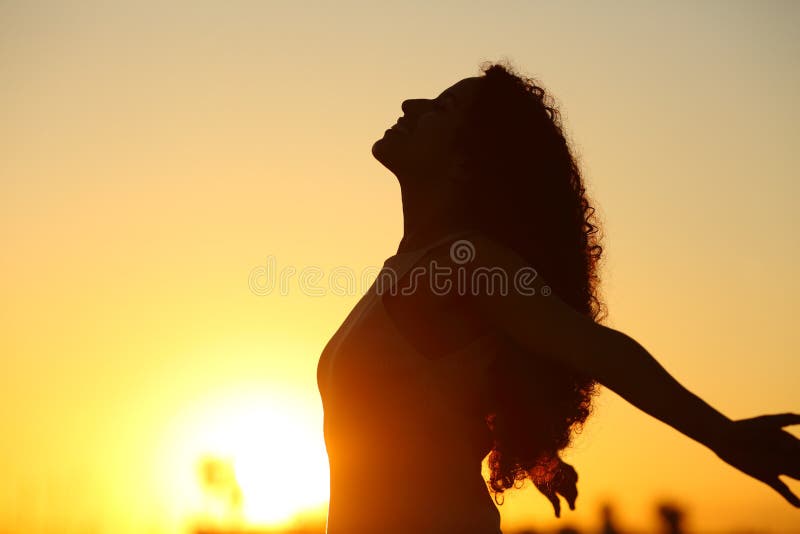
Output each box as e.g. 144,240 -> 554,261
463,233 -> 621,382
456,235 -> 739,451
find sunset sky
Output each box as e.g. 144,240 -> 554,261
2,1 -> 799,533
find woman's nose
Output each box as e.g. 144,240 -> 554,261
401,98 -> 426,114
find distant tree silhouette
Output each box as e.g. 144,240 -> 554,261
198,456 -> 243,525
600,502 -> 621,534
657,501 -> 686,534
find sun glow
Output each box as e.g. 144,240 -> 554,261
161,386 -> 330,529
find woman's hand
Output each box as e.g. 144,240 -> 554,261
532,457 -> 579,518
712,412 -> 800,506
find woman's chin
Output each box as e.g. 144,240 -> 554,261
372,133 -> 413,177
371,137 -> 395,165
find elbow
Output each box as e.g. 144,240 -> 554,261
581,325 -> 633,387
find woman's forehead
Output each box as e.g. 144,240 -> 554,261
437,76 -> 482,104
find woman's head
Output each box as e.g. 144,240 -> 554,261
379,61 -> 605,504
371,76 -> 482,185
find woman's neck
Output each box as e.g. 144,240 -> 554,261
397,182 -> 472,255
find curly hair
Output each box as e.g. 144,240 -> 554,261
454,60 -> 605,502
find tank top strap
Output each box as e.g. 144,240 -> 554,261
379,229 -> 478,293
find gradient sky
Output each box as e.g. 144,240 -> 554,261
2,1 -> 799,533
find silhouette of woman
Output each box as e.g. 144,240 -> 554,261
316,61 -> 800,533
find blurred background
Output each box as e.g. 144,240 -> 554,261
1,1 -> 798,533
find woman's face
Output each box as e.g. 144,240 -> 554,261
372,76 -> 482,182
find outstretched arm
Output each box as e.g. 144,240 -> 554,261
465,234 -> 800,507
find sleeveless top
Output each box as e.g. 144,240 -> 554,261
317,231 -> 505,534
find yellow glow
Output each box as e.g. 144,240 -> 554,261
160,387 -> 329,529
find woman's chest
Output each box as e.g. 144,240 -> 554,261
317,286 -> 501,420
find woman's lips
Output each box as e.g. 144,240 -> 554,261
392,116 -> 414,134
391,123 -> 410,134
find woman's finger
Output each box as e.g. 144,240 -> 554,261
781,454 -> 800,480
752,413 -> 800,428
776,428 -> 800,451
773,431 -> 800,476
766,476 -> 800,507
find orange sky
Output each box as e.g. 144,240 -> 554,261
2,1 -> 799,533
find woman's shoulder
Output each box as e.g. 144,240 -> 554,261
422,230 -> 542,285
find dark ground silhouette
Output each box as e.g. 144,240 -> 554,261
192,498 -> 777,534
